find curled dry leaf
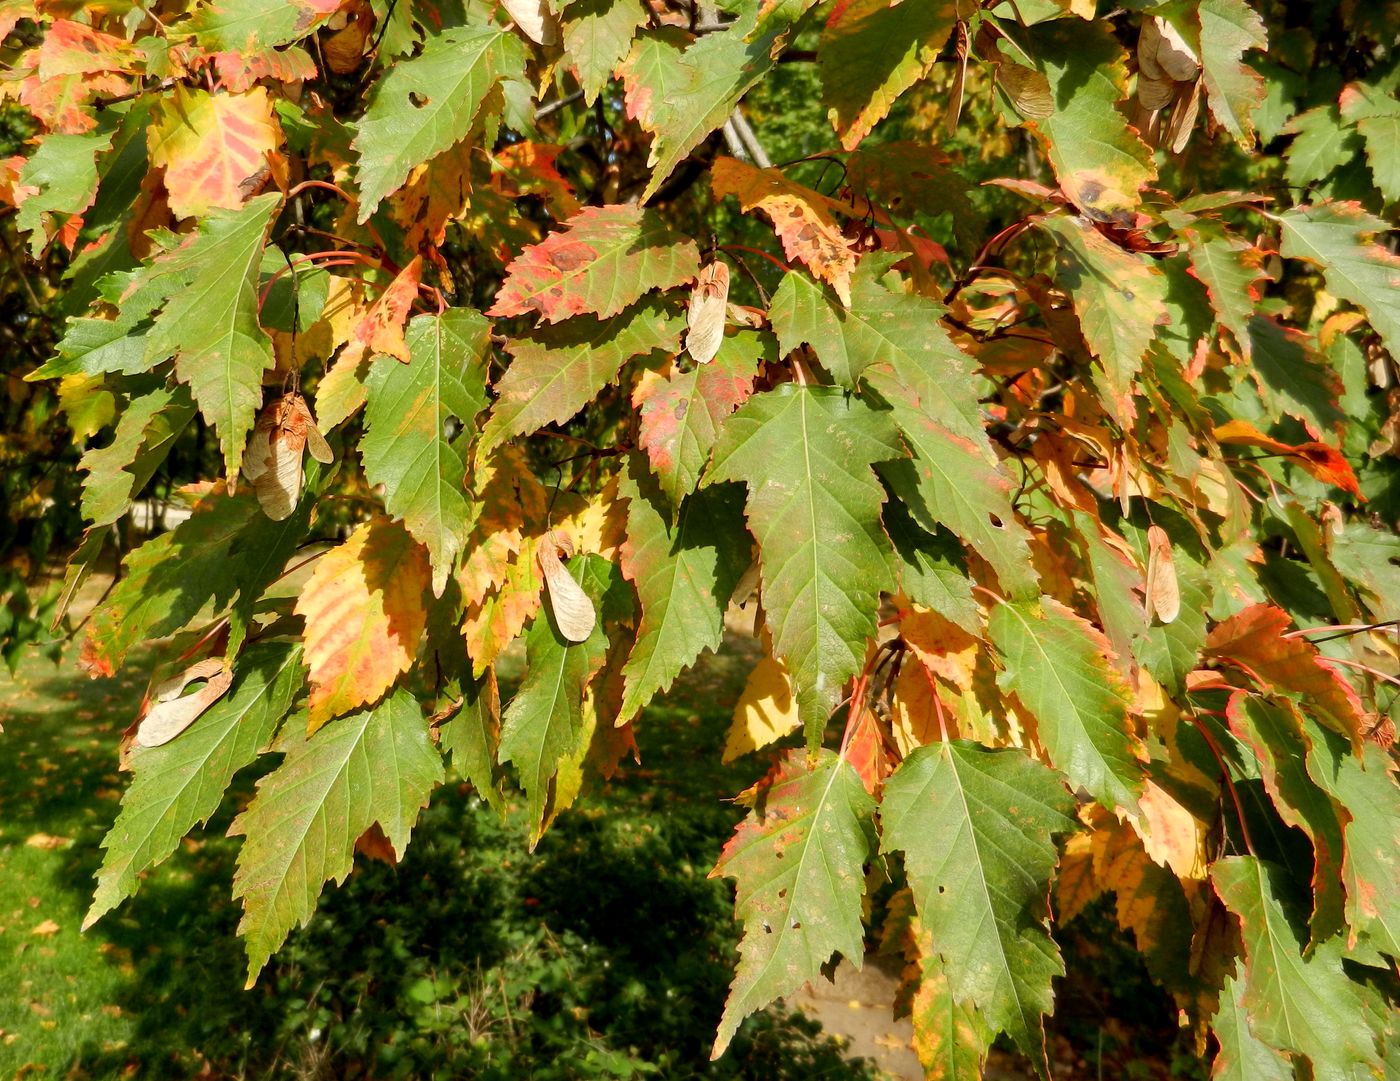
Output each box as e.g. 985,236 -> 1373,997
1145,524 -> 1180,625
537,531 -> 596,643
135,658 -> 233,748
685,261 -> 730,364
500,0 -> 558,45
243,392 -> 334,520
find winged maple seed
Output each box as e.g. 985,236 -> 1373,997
133,657 -> 233,750
243,392 -> 333,521
500,0 -> 558,45
1144,524 -> 1180,625
537,530 -> 596,643
685,260 -> 730,364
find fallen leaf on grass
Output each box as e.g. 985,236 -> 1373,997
24,833 -> 70,850
30,920 -> 59,936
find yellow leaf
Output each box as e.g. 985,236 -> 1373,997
722,655 -> 801,762
711,157 -> 857,306
1129,779 -> 1209,880
149,85 -> 281,219
295,518 -> 430,730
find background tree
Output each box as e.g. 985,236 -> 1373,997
2,0 -> 1398,1077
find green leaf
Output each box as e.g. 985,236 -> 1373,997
628,18 -> 789,203
987,597 -> 1142,812
437,671 -> 505,814
81,492 -> 260,676
498,555 -> 634,832
1210,970 -> 1294,1081
816,0 -> 957,151
15,131 -> 111,256
1196,0 -> 1268,145
704,385 -> 903,740
1245,314 -> 1345,438
635,329 -> 763,509
1340,85 -> 1400,203
883,501 -> 980,635
33,264 -> 187,381
363,310 -> 491,594
1226,696 -> 1346,943
144,193 -> 282,482
863,351 -> 1038,601
1306,731 -> 1400,960
182,0 -> 339,51
1328,522 -> 1400,621
1037,213 -> 1167,421
86,642 -> 304,929
1023,19 -> 1155,216
562,0 -> 646,105
78,385 -> 197,527
711,750 -> 876,1058
353,24 -> 525,221
770,258 -> 981,392
1278,202 -> 1400,362
1211,856 -> 1383,1081
616,453 -> 750,723
881,741 -> 1075,1058
481,297 -> 682,454
1283,106 -> 1361,190
1187,235 -> 1267,360
231,688 -> 443,984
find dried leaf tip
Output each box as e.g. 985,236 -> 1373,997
538,531 -> 596,643
685,261 -> 730,365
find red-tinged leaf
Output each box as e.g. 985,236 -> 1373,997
209,47 -> 318,93
487,204 -> 700,323
1195,0 -> 1268,146
182,0 -> 341,52
34,19 -> 140,78
1244,315 -> 1346,439
481,298 -> 683,455
19,70 -> 127,134
711,156 -> 856,306
1304,730 -> 1400,960
844,709 -> 890,796
1279,202 -> 1400,362
1212,857 -> 1383,1079
353,258 -> 422,364
491,142 -> 581,218
1204,604 -> 1366,748
710,750 -> 876,1057
816,0 -> 958,151
1187,235 -> 1269,360
295,518 -> 431,731
560,0 -> 646,105
1036,213 -> 1167,422
1213,419 -> 1362,498
1226,694 -> 1347,943
149,86 -> 282,220
634,331 -> 763,509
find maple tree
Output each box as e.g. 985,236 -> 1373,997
3,0 -> 1400,1076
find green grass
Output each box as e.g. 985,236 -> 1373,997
0,636 -> 882,1080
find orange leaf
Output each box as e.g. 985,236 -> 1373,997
845,708 -> 891,796
710,157 -> 857,306
1204,604 -> 1367,748
463,535 -> 543,674
1213,419 -> 1362,499
296,518 -> 430,730
149,85 -> 282,219
352,257 -> 422,363
35,20 -> 140,79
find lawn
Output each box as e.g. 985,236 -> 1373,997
0,628 -> 882,1080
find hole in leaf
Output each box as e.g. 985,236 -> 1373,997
790,920 -> 801,930
408,92 -> 429,108
989,513 -> 1004,529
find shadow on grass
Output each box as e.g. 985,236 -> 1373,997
0,643 -> 881,1080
